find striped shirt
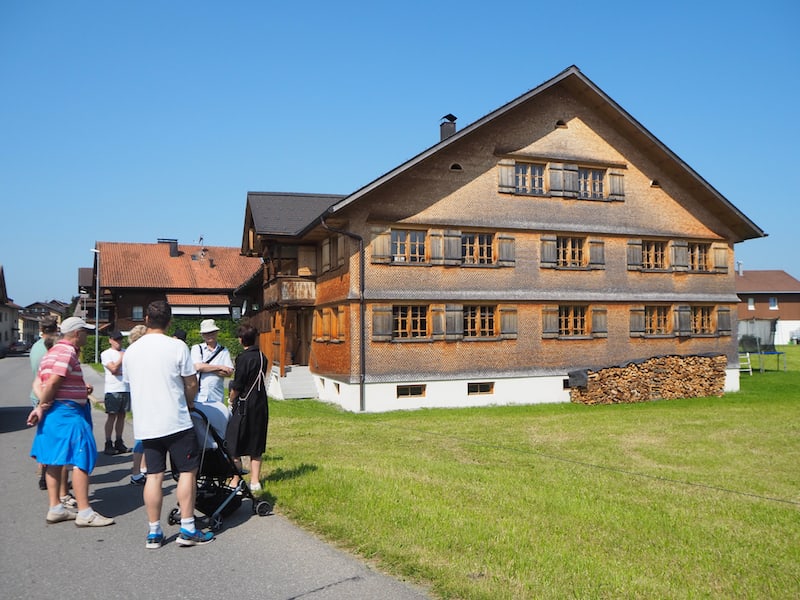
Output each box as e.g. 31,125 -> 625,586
38,340 -> 88,405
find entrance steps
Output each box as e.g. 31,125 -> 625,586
268,365 -> 318,400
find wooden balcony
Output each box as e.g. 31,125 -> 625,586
263,277 -> 316,307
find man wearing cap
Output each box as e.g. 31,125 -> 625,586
191,319 -> 233,404
28,317 -> 115,527
101,330 -> 130,455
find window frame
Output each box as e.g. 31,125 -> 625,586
462,305 -> 497,339
391,229 -> 427,263
461,232 -> 495,265
392,305 -> 429,340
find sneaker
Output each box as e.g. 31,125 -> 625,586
146,531 -> 164,549
130,473 -> 146,485
75,511 -> 115,527
249,481 -> 262,493
176,528 -> 214,546
60,493 -> 78,510
114,439 -> 130,453
46,508 -> 77,523
103,441 -> 119,456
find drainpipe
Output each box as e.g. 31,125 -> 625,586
320,218 -> 366,412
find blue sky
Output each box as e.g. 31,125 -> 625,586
1,1 -> 798,307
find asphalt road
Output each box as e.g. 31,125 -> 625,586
0,354 -> 430,600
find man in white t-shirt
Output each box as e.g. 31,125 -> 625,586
100,331 -> 130,455
191,319 -> 233,403
122,301 -> 214,549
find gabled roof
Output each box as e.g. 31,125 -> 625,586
735,270 -> 800,294
97,240 -> 262,291
326,65 -> 764,243
246,192 -> 345,238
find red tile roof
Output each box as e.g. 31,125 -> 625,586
735,270 -> 800,293
97,241 -> 262,291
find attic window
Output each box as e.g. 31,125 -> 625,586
450,163 -> 463,171
650,179 -> 661,188
555,120 -> 567,129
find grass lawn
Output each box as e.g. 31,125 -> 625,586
268,347 -> 799,598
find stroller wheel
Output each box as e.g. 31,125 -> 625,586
167,508 -> 180,526
256,501 -> 273,517
210,514 -> 224,532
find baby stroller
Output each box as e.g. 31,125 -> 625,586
168,407 -> 272,532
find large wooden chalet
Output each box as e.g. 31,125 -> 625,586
239,66 -> 765,412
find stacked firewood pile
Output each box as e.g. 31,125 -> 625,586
569,354 -> 727,405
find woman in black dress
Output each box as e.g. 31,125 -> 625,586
226,324 -> 269,493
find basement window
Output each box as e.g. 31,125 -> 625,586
396,385 -> 426,398
467,382 -> 494,395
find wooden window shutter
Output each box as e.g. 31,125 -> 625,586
337,306 -> 346,341
497,235 -> 515,266
563,164 -> 579,198
591,307 -> 608,338
589,240 -> 605,269
498,158 -> 516,193
675,305 -> 692,336
672,240 -> 689,272
322,308 -> 331,341
540,236 -> 558,268
443,230 -> 461,265
549,163 -> 565,197
371,305 -> 393,341
717,307 -> 731,336
627,240 -> 643,270
429,229 -> 444,265
430,305 -> 445,340
371,227 -> 392,264
337,235 -> 346,268
321,238 -> 331,273
629,307 -> 645,337
500,306 -> 518,339
445,304 -> 463,340
608,171 -> 625,201
713,245 -> 728,273
542,306 -> 559,338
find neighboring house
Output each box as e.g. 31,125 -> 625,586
240,66 -> 765,412
735,269 -> 800,345
0,264 -> 21,351
18,300 -> 68,345
87,238 -> 262,332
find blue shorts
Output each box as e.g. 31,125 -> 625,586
104,392 -> 130,414
30,401 -> 97,473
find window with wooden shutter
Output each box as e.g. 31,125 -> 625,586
589,240 -> 605,269
337,235 -> 346,268
337,306 -> 346,341
445,304 -> 463,340
500,306 -> 518,339
717,307 -> 731,336
671,240 -> 689,272
627,240 -> 643,271
578,168 -> 604,199
371,305 -> 393,341
608,171 -> 625,201
675,305 -> 692,336
498,158 -> 516,194
371,228 -> 392,264
443,230 -> 461,265
393,305 -> 428,339
497,235 -> 515,267
463,305 -> 496,338
542,306 -> 560,338
642,240 -> 667,269
591,307 -> 607,338
541,236 -> 558,269
429,229 -> 445,265
461,232 -> 494,265
563,164 -> 579,198
630,307 -> 645,337
515,162 -> 546,194
713,244 -> 728,273
321,238 -> 331,273
430,305 -> 445,340
688,243 -> 711,272
645,305 -> 670,335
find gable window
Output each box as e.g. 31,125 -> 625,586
769,297 -> 779,310
463,305 -> 496,338
393,305 -> 428,339
391,230 -> 426,263
514,163 -> 545,194
688,243 -> 711,272
642,241 -> 667,269
747,297 -> 755,311
578,168 -> 604,199
461,233 -> 494,265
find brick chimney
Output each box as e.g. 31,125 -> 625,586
440,114 -> 457,141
